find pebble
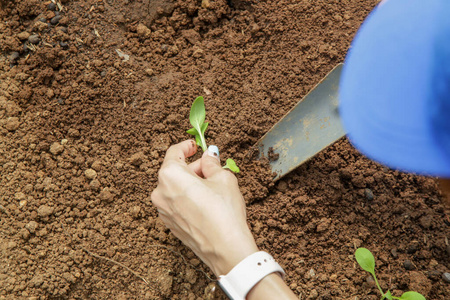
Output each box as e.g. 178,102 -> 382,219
19,228 -> 30,240
7,241 -> 17,250
145,68 -> 154,76
37,205 -> 54,218
443,272 -> 450,283
28,34 -> 40,45
5,117 -> 21,131
47,2 -> 57,10
99,189 -> 113,202
60,41 -> 68,48
129,152 -> 146,166
17,31 -> 30,40
25,221 -> 38,234
51,15 -> 62,25
129,206 -> 141,219
84,168 -> 97,180
90,179 -> 101,190
364,188 -> 374,201
14,192 -> 26,201
49,142 -> 64,155
390,248 -> 398,258
91,160 -> 102,171
10,52 -> 20,62
309,289 -> 319,299
136,23 -> 151,38
403,260 -> 414,270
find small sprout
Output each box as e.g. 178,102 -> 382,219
223,158 -> 240,173
355,248 -> 426,300
186,96 -> 240,173
187,96 -> 208,151
186,123 -> 208,150
355,248 -> 376,274
399,292 -> 426,300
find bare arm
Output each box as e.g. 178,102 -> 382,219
151,140 -> 297,299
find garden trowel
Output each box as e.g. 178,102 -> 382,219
254,64 -> 345,181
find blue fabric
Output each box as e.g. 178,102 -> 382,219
339,0 -> 450,177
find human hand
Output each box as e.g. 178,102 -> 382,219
151,140 -> 259,276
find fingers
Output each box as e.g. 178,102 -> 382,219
201,145 -> 226,179
188,158 -> 203,177
163,140 -> 197,166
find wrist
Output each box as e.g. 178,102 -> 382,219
218,251 -> 286,300
209,231 -> 259,276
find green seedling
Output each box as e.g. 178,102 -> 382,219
187,96 -> 240,173
355,248 -> 426,300
187,96 -> 208,152
223,158 -> 240,173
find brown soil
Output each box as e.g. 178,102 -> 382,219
1,0 -> 449,299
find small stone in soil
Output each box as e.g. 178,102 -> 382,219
364,188 -> 374,201
443,272 -> 450,283
60,41 -> 68,48
51,15 -> 62,25
49,142 -> 64,155
84,168 -> 97,180
403,260 -> 414,270
28,34 -> 40,45
37,205 -> 54,218
39,17 -> 47,23
390,248 -> 398,258
17,31 -> 30,40
48,2 -> 56,10
25,221 -> 38,234
5,117 -> 21,131
9,52 -> 20,62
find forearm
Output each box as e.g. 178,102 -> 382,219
247,273 -> 297,300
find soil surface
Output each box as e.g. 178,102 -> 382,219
1,0 -> 449,299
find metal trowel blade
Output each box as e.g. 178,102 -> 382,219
254,64 -> 345,181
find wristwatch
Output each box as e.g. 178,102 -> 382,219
218,251 -> 286,300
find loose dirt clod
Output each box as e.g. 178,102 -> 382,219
37,205 -> 54,218
84,168 -> 97,180
49,142 -> 64,155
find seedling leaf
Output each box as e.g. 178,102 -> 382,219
399,291 -> 426,300
382,291 -> 393,300
187,123 -> 209,149
186,128 -> 197,135
355,248 -> 375,274
223,158 -> 240,173
188,96 -> 208,151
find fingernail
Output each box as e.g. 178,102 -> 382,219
207,145 -> 220,161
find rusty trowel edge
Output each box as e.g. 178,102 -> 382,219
252,63 -> 345,181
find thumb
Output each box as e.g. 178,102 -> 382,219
201,145 -> 224,179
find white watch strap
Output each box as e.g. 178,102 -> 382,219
218,251 -> 286,300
